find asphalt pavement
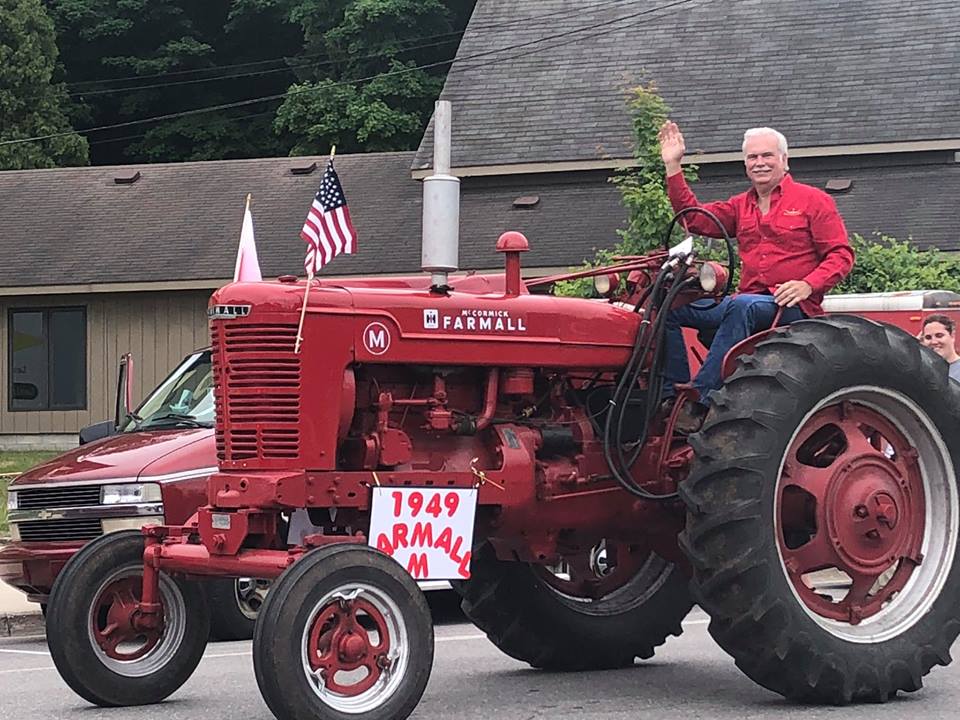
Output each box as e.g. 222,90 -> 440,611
3,605 -> 960,720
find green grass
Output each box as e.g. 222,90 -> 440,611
0,479 -> 7,535
0,451 -> 60,476
0,451 -> 61,534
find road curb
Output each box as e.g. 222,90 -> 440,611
0,612 -> 44,638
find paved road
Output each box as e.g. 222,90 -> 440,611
2,605 -> 959,720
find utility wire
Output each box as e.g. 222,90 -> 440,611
65,0 -> 640,90
1,0 -> 702,149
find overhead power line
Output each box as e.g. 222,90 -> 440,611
0,0 -> 702,149
65,0 -> 641,90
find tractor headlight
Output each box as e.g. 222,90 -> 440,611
698,262 -> 728,293
101,483 -> 162,505
698,263 -> 718,292
593,272 -> 620,297
6,491 -> 16,511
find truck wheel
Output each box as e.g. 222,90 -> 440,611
207,577 -> 270,641
681,315 -> 960,703
455,539 -> 692,670
253,544 -> 433,720
45,530 -> 210,706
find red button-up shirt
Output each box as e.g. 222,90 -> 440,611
666,173 -> 854,316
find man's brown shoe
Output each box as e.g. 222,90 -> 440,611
674,401 -> 707,434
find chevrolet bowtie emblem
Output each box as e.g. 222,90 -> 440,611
37,510 -> 54,520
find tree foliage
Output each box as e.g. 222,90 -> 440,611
555,84 -> 697,296
40,0 -> 475,164
0,0 -> 88,170
612,83 -> 697,255
834,233 -> 960,294
273,0 -> 457,155
47,0 -> 300,164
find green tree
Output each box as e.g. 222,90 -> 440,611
556,83 -> 698,296
833,234 -> 960,294
0,0 -> 88,169
273,0 -> 460,154
612,83 -> 697,255
47,0 -> 301,164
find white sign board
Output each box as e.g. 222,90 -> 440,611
368,487 -> 478,580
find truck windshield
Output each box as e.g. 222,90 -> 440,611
118,351 -> 214,432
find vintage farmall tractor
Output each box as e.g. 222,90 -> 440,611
46,104 -> 960,719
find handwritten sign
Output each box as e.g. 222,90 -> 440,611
368,487 -> 478,580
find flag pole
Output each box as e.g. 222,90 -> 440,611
295,270 -> 312,354
296,145 -> 336,353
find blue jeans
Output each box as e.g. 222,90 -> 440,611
663,294 -> 805,406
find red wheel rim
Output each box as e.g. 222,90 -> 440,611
91,576 -> 162,661
777,400 -> 925,624
307,595 -> 392,696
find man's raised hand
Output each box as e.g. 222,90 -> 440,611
658,120 -> 686,174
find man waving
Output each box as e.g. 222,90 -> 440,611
659,122 -> 855,432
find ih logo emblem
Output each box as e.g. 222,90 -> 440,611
424,309 -> 439,329
363,322 -> 391,355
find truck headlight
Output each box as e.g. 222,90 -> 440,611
101,483 -> 162,505
6,491 -> 16,511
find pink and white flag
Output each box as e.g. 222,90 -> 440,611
233,196 -> 262,282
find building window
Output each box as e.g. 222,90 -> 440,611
8,307 -> 87,411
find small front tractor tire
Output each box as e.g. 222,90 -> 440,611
45,530 -> 210,706
681,315 -> 960,703
253,544 -> 434,720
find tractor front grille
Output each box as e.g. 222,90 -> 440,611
213,322 -> 302,463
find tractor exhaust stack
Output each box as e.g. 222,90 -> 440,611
421,100 -> 460,291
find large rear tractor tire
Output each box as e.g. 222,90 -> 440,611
455,539 -> 692,670
253,544 -> 434,720
207,577 -> 271,641
681,315 -> 960,703
46,530 -> 210,706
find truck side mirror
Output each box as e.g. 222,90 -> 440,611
78,420 -> 116,445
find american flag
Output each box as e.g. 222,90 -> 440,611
300,159 -> 357,274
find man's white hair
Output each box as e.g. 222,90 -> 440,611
742,127 -> 789,156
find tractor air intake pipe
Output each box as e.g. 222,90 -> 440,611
421,100 -> 460,292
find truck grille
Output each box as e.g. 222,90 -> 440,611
16,485 -> 102,510
213,322 -> 302,463
18,518 -> 103,542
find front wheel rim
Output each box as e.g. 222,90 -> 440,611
300,583 -> 409,713
775,386 -> 958,642
87,565 -> 187,676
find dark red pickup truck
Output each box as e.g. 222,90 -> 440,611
0,350 -> 267,639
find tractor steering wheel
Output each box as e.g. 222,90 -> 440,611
661,207 -> 737,309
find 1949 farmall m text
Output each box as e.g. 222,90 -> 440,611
46,103 -> 960,720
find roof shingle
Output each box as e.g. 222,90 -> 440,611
415,0 -> 960,169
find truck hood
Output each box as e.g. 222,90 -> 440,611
10,429 -> 215,487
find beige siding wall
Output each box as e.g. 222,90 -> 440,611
0,290 -> 211,436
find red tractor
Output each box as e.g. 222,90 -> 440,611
44,107 -> 960,719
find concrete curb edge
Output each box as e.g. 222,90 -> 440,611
1,612 -> 44,638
